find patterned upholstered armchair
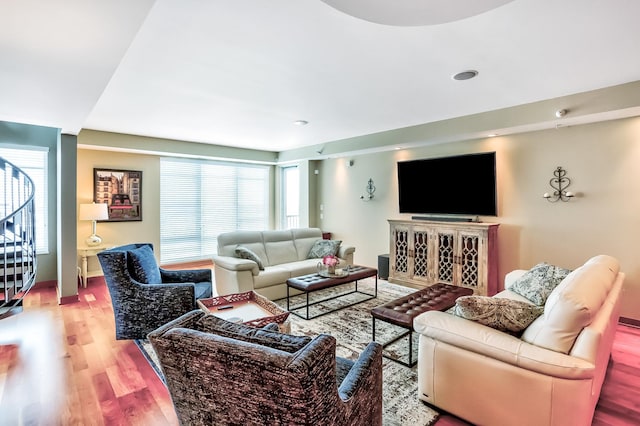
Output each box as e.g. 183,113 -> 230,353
148,310 -> 383,426
97,243 -> 213,340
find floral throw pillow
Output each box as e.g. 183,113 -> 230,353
453,296 -> 544,333
235,246 -> 265,270
510,262 -> 572,305
307,239 -> 342,259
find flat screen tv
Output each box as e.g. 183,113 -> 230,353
397,152 -> 497,216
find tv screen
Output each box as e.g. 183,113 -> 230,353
397,152 -> 497,216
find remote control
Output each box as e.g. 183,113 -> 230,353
217,305 -> 233,310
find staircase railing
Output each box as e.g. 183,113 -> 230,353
1,156 -> 37,319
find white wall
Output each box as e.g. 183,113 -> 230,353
76,116 -> 640,321
317,116 -> 640,320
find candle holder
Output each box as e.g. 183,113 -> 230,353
543,166 -> 575,202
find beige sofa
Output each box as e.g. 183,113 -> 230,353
414,255 -> 624,426
212,228 -> 355,300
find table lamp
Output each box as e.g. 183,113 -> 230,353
79,203 -> 109,246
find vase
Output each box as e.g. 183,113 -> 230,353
317,262 -> 336,276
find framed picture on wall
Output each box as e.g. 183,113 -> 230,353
93,168 -> 142,222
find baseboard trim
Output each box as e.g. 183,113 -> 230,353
34,280 -> 57,289
59,294 -> 79,305
161,260 -> 214,270
620,317 -> 640,328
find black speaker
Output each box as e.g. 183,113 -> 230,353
378,254 -> 390,280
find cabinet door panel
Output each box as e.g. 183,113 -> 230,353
412,227 -> 432,283
457,232 -> 481,290
436,231 -> 455,284
391,225 -> 410,278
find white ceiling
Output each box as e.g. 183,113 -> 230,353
2,0 -> 640,153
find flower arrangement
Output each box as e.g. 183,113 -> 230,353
322,254 -> 339,274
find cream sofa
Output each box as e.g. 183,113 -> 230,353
212,228 -> 355,300
414,255 -> 624,426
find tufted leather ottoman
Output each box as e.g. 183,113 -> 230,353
371,283 -> 473,367
287,265 -> 378,320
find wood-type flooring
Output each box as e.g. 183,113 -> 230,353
1,274 -> 638,425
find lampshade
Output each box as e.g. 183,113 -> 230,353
79,203 -> 109,221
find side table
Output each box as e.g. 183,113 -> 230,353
78,243 -> 113,288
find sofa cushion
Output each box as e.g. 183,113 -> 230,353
253,266 -> 292,289
509,262 -> 572,305
264,239 -> 299,266
292,228 -> 323,260
235,246 -> 265,270
216,230 -> 264,257
453,295 -> 544,333
307,239 -> 342,258
584,254 -> 620,276
277,259 -> 320,277
194,282 -> 213,299
521,259 -> 617,354
128,245 -> 162,284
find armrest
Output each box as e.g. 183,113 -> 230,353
149,309 -> 205,337
136,282 -> 197,319
261,323 -> 280,332
160,267 -> 212,283
337,245 -> 356,265
338,245 -> 355,258
212,255 -> 259,275
504,269 -> 527,290
413,311 -> 595,379
338,341 -> 383,400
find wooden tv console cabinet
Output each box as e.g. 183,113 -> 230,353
388,219 -> 499,296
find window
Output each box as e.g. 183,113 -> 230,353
280,166 -> 299,229
160,157 -> 270,264
0,145 -> 49,254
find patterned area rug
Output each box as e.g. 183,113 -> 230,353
135,278 -> 440,426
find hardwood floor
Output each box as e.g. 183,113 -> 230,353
1,277 -> 639,425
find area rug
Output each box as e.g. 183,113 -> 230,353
135,278 -> 440,426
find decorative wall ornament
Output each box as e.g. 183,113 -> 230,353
361,178 -> 376,201
543,166 -> 575,202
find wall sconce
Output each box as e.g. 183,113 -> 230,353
543,166 -> 575,202
360,178 -> 376,201
79,202 -> 109,246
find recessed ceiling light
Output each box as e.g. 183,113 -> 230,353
488,133 -> 498,137
452,70 -> 478,81
294,120 -> 309,126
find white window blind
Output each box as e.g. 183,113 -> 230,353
160,157 -> 269,264
0,145 -> 49,254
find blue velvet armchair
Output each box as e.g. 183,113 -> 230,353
148,310 -> 383,426
97,243 -> 213,340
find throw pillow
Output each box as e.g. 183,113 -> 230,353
510,262 -> 572,305
307,239 -> 342,259
235,246 -> 265,270
127,245 -> 162,284
453,295 -> 544,333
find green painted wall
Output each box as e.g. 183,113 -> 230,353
0,120 -> 60,284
